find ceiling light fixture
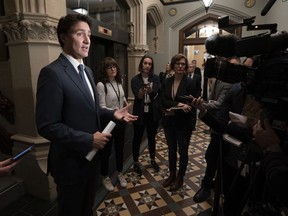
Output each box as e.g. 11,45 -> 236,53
201,0 -> 214,13
73,0 -> 89,15
73,7 -> 88,15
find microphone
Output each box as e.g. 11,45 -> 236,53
261,0 -> 277,16
205,34 -> 240,57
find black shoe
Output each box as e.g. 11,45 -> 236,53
133,162 -> 142,176
170,175 -> 183,191
151,160 -> 160,172
193,186 -> 211,203
162,172 -> 176,187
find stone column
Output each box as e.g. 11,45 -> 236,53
126,0 -> 149,102
0,0 -> 66,201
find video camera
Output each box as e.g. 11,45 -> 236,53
204,15 -> 288,121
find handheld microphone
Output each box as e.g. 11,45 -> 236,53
261,0 -> 277,16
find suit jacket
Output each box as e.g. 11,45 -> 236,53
194,67 -> 201,77
36,53 -> 114,185
189,73 -> 202,96
201,83 -> 248,168
203,79 -> 233,116
160,75 -> 200,130
201,83 -> 246,133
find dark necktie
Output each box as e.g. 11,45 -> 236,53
78,64 -> 94,103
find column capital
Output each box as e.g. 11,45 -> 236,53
1,14 -> 58,43
127,44 -> 149,56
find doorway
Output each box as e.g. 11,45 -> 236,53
179,13 -> 242,66
179,13 -> 242,99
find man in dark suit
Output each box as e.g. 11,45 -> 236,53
191,59 -> 202,77
187,62 -> 202,94
187,63 -> 202,130
36,14 -> 136,216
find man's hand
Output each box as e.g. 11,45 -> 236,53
114,103 -> 138,122
191,96 -> 207,115
93,131 -> 112,150
253,119 -> 281,152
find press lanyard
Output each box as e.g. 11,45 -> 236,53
109,82 -> 120,106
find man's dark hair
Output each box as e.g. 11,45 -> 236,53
57,14 -> 92,48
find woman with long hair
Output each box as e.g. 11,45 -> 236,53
131,55 -> 161,176
96,57 -> 127,191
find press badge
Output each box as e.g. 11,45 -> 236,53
144,104 -> 149,112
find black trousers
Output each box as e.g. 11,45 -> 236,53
100,121 -> 126,176
201,132 -> 221,188
163,124 -> 192,176
55,166 -> 98,216
132,112 -> 158,162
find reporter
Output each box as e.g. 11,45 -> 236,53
131,55 -> 161,176
191,82 -> 262,215
161,54 -> 200,191
96,57 -> 128,192
193,57 -> 240,203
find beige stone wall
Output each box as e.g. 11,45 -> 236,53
0,0 -> 66,201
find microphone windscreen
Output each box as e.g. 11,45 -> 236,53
205,34 -> 240,58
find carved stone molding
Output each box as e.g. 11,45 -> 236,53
153,36 -> 159,54
127,44 -> 149,55
1,19 -> 57,43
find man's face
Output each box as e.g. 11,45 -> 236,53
191,61 -> 197,68
61,21 -> 91,61
187,64 -> 194,73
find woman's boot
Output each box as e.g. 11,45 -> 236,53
170,174 -> 183,191
162,172 -> 176,187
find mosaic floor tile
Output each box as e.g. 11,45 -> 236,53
95,120 -> 213,216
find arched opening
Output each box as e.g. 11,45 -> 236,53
179,13 -> 242,66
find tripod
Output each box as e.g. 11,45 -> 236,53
197,135 -> 225,216
197,137 -> 262,216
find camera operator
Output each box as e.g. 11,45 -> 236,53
252,119 -> 288,209
191,58 -> 263,216
193,56 -> 240,203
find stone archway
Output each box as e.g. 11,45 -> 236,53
178,13 -> 242,54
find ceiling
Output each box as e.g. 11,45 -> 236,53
66,0 -> 201,12
66,0 -> 118,14
160,0 -> 200,5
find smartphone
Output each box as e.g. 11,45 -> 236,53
12,146 -> 33,161
143,83 -> 150,88
179,95 -> 194,101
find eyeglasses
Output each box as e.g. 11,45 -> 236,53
106,65 -> 116,70
175,62 -> 186,67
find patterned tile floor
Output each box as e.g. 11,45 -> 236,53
95,121 -> 214,216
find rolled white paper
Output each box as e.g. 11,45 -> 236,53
85,121 -> 116,161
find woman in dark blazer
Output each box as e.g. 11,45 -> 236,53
161,53 -> 200,191
131,55 -> 161,176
